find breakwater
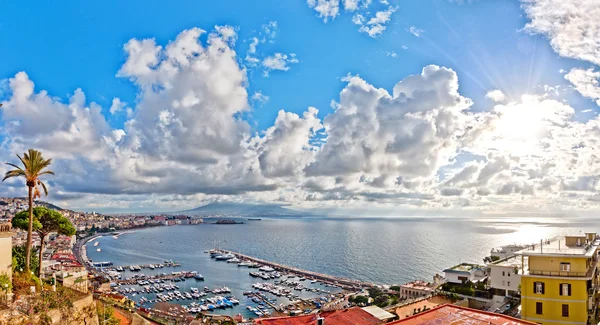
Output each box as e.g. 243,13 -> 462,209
216,249 -> 377,290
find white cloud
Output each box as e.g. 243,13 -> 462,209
485,89 -> 507,102
408,26 -> 424,37
356,6 -> 397,38
564,68 -> 600,106
262,53 -> 299,76
344,0 -> 359,11
521,0 -> 600,66
248,37 -> 259,54
8,25 -> 600,213
109,97 -> 127,115
306,0 -> 340,22
251,91 -> 270,104
386,51 -> 397,58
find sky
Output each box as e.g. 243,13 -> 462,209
1,0 -> 600,215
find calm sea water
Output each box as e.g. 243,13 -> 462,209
86,215 -> 600,317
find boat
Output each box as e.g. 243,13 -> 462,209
247,262 -> 260,268
259,266 -> 275,272
194,274 -> 205,281
94,242 -> 99,247
215,253 -> 235,261
96,248 -> 101,252
248,218 -> 262,221
227,257 -> 241,264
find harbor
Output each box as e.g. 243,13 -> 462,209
212,249 -> 377,290
84,234 -> 357,319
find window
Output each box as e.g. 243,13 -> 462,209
560,263 -> 571,272
560,283 -> 571,296
536,302 -> 543,315
502,271 -> 505,276
502,281 -> 505,286
508,272 -> 510,277
507,281 -> 510,286
562,304 -> 569,317
535,282 -> 545,294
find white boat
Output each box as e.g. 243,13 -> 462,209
259,266 -> 275,272
96,248 -> 101,252
227,257 -> 241,263
94,242 -> 99,247
215,253 -> 235,261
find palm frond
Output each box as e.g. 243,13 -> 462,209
5,162 -> 24,171
37,170 -> 55,176
38,181 -> 48,196
2,169 -> 26,181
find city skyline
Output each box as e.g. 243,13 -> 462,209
1,0 -> 600,214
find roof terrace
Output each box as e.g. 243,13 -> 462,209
517,234 -> 600,257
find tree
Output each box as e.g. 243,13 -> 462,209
13,207 -> 75,278
3,149 -> 54,272
390,285 -> 401,292
12,245 -> 39,274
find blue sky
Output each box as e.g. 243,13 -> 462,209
1,0 -> 600,214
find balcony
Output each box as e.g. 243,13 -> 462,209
527,258 -> 599,278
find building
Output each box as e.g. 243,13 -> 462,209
399,280 -> 436,299
443,263 -> 489,284
518,233 -> 600,325
388,304 -> 537,325
490,244 -> 527,260
361,305 -> 396,322
0,223 -> 12,282
254,307 -> 383,325
488,255 -> 522,296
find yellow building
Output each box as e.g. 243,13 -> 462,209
519,233 -> 600,325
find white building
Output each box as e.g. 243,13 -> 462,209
489,244 -> 526,260
488,256 -> 522,296
443,263 -> 489,284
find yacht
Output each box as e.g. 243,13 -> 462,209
94,242 -> 99,247
194,274 -> 205,281
247,262 -> 260,268
227,257 -> 241,264
215,253 -> 235,261
96,248 -> 101,252
259,266 -> 275,272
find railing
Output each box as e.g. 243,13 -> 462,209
0,223 -> 10,232
529,270 -> 588,277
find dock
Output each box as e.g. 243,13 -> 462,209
216,249 -> 377,290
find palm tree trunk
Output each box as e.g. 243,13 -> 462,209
38,235 -> 45,280
26,185 -> 33,272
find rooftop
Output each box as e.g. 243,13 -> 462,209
389,304 -> 538,325
492,255 -> 525,269
443,263 -> 485,274
517,235 -> 600,257
361,306 -> 396,321
400,280 -> 435,291
254,307 -> 382,325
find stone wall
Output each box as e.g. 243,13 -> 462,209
47,293 -> 98,325
0,228 -> 12,283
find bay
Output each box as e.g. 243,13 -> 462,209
85,215 -> 600,317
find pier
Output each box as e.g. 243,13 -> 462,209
216,249 -> 377,290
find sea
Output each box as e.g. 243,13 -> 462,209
85,215 -> 600,318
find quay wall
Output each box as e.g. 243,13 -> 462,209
219,250 -> 377,290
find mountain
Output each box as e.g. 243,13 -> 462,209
177,202 -> 309,217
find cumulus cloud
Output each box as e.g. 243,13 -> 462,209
521,0 -> 600,66
344,0 -> 359,11
6,23 -> 600,213
306,0 -> 340,22
262,53 -> 299,76
355,6 -> 396,38
564,68 -> 600,105
485,89 -> 507,102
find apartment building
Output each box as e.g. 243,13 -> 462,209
519,233 -> 600,325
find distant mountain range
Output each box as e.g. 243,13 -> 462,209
177,202 -> 310,217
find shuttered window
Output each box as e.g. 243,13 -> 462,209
562,304 -> 569,317
536,302 -> 543,315
560,283 -> 571,296
534,281 -> 545,294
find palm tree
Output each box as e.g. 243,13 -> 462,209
3,149 -> 54,272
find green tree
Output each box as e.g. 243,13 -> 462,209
3,149 -> 54,272
352,295 -> 368,305
12,245 -> 39,274
13,207 -> 75,278
389,285 -> 401,292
